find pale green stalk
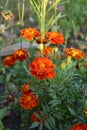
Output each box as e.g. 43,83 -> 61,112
21,0 -> 25,26
17,0 -> 25,26
40,0 -> 48,41
4,0 -> 9,8
17,0 -> 21,22
55,0 -> 58,26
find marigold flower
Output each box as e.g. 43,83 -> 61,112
12,49 -> 29,61
3,55 -> 16,67
20,28 -> 41,41
70,123 -> 87,130
46,32 -> 64,45
29,57 -> 56,80
43,46 -> 52,56
22,84 -> 30,93
20,91 -> 38,110
64,48 -> 85,60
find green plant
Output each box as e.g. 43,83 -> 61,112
1,0 -> 87,130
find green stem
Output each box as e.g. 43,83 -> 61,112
22,63 -> 30,75
17,0 -> 21,22
41,0 -> 46,42
4,0 -> 9,8
55,0 -> 58,27
21,0 -> 25,26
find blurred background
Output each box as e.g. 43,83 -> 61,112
0,0 -> 87,51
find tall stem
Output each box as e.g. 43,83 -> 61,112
17,0 -> 21,22
41,0 -> 46,42
21,0 -> 25,26
55,0 -> 57,26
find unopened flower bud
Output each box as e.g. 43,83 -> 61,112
38,43 -> 44,53
54,47 -> 58,53
67,56 -> 71,63
61,62 -> 66,69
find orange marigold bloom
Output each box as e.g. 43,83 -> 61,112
64,48 -> 85,60
22,84 -> 30,93
29,57 -> 56,80
3,55 -> 16,67
70,123 -> 87,130
46,32 -> 64,45
20,28 -> 41,41
12,49 -> 29,61
20,92 -> 38,110
43,46 -> 52,56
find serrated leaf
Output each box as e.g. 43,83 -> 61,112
68,106 -> 76,116
30,122 -> 39,128
59,122 -> 63,130
44,120 -> 52,130
6,74 -> 11,82
39,122 -> 43,130
34,113 -> 41,119
41,104 -> 48,114
49,115 -> 56,127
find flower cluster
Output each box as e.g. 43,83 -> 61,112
20,28 -> 41,41
64,47 -> 85,60
3,56 -> 16,67
20,84 -> 39,110
3,49 -> 29,67
2,27 -> 87,130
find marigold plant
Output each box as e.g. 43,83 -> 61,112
2,0 -> 87,130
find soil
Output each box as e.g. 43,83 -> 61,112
2,110 -> 21,130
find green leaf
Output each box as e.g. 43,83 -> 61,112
30,122 -> 39,128
49,115 -> 56,127
6,74 -> 11,82
7,82 -> 17,92
59,122 -> 63,130
68,106 -> 76,116
46,0 -> 61,15
30,0 -> 40,20
0,121 -> 4,130
44,120 -> 52,130
39,122 -> 43,130
0,107 -> 9,119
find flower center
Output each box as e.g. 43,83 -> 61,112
27,95 -> 31,101
39,63 -> 45,69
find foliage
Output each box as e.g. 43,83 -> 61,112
0,0 -> 87,130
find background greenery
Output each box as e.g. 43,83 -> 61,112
0,0 -> 87,48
